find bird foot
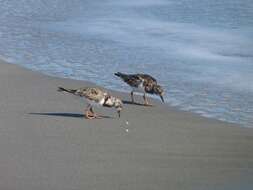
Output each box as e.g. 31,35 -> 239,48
84,111 -> 103,119
84,111 -> 95,119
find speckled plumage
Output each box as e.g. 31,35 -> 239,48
58,86 -> 123,119
115,72 -> 164,105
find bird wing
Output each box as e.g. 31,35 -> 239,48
120,74 -> 143,88
76,87 -> 107,102
138,74 -> 157,84
115,72 -> 157,89
137,74 -> 157,92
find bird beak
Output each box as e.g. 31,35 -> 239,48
160,95 -> 164,103
117,110 -> 121,118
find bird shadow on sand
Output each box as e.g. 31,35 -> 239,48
29,112 -> 113,119
122,100 -> 152,107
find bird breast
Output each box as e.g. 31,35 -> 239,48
87,97 -> 105,107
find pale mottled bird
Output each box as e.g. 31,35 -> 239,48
115,72 -> 164,105
58,86 -> 123,119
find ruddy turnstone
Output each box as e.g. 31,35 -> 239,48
58,86 -> 123,119
115,72 -> 164,105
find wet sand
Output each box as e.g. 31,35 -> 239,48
0,60 -> 252,190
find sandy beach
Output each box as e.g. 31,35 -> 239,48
0,59 -> 252,190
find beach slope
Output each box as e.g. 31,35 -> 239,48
0,60 -> 252,190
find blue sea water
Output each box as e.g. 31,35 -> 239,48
0,0 -> 252,127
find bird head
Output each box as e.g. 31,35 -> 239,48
114,98 -> 123,118
153,85 -> 165,103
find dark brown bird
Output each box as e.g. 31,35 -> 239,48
58,86 -> 123,119
115,72 -> 164,105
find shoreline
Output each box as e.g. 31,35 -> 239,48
0,59 -> 253,190
0,58 -> 243,128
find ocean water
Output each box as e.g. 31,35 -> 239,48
0,0 -> 252,127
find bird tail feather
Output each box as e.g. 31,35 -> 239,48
114,72 -> 127,79
57,87 -> 77,94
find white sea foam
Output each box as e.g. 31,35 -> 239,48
50,17 -> 252,62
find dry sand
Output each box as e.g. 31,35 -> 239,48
0,59 -> 253,190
